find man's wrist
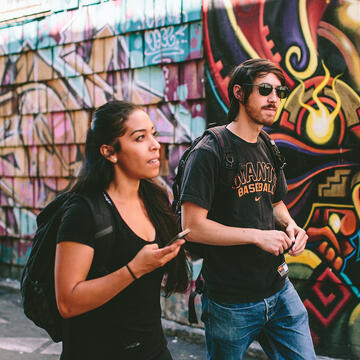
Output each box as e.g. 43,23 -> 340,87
250,229 -> 262,247
277,218 -> 295,231
286,219 -> 297,229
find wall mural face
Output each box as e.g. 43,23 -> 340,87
204,0 -> 360,357
0,0 -> 204,272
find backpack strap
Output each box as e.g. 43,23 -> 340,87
259,130 -> 287,176
188,269 -> 205,324
206,125 -> 237,170
80,192 -> 114,240
79,192 -> 116,276
171,134 -> 208,215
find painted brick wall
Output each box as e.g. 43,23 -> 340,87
0,0 -> 204,272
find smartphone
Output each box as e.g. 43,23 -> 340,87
284,242 -> 295,254
166,228 -> 190,246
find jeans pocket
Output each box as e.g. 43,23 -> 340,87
214,300 -> 259,311
207,298 -> 263,343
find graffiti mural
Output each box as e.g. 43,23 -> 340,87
2,0 -> 360,357
0,0 -> 205,273
204,0 -> 360,357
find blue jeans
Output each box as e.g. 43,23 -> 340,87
201,279 -> 316,360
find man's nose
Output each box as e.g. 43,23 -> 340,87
268,88 -> 278,102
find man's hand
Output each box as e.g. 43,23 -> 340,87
256,230 -> 293,256
285,222 -> 308,256
272,201 -> 308,256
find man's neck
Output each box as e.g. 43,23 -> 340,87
226,118 -> 263,143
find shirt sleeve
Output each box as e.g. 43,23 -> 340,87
56,197 -> 96,248
273,168 -> 288,203
179,148 -> 220,211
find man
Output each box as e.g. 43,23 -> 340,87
180,59 -> 316,359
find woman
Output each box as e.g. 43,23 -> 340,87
54,100 -> 190,360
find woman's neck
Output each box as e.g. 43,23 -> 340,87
106,174 -> 140,202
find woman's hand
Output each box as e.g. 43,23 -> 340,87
128,239 -> 185,278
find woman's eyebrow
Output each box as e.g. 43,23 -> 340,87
129,129 -> 146,136
129,126 -> 155,136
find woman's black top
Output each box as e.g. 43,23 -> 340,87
56,194 -> 167,360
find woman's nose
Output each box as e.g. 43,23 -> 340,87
151,136 -> 160,150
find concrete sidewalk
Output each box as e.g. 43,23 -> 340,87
0,279 -> 346,360
0,280 -> 248,360
0,283 -> 208,360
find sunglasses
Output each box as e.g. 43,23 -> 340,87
242,83 -> 290,99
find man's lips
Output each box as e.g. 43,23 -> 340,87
262,106 -> 277,112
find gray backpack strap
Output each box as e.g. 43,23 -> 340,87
80,192 -> 115,276
80,192 -> 114,240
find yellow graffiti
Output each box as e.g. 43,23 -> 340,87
273,96 -> 287,123
352,183 -> 360,221
349,303 -> 360,358
337,1 -> 360,30
350,304 -> 360,326
318,169 -> 351,198
285,249 -> 322,268
285,0 -> 318,79
298,62 -> 341,145
318,21 -> 360,91
329,213 -> 341,234
223,0 -> 259,60
304,203 -> 355,229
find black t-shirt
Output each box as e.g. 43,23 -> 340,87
56,194 -> 167,360
180,128 -> 288,303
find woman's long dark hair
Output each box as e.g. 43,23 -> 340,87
71,100 -> 190,295
140,179 -> 191,295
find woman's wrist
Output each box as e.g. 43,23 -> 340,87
127,260 -> 143,279
126,263 -> 137,280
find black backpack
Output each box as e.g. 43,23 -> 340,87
20,192 -> 114,342
171,125 -> 286,323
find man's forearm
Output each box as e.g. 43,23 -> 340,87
183,215 -> 261,246
182,202 -> 293,255
273,201 -> 296,230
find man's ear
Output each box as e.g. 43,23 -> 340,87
100,144 -> 117,163
233,84 -> 244,103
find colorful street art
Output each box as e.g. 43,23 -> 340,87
0,0 -> 204,273
1,0 -> 360,358
204,0 -> 360,357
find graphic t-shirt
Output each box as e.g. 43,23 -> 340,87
56,194 -> 167,360
180,128 -> 288,303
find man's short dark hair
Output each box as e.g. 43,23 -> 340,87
227,59 -> 286,123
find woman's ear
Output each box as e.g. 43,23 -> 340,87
233,84 -> 244,103
100,144 -> 117,163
